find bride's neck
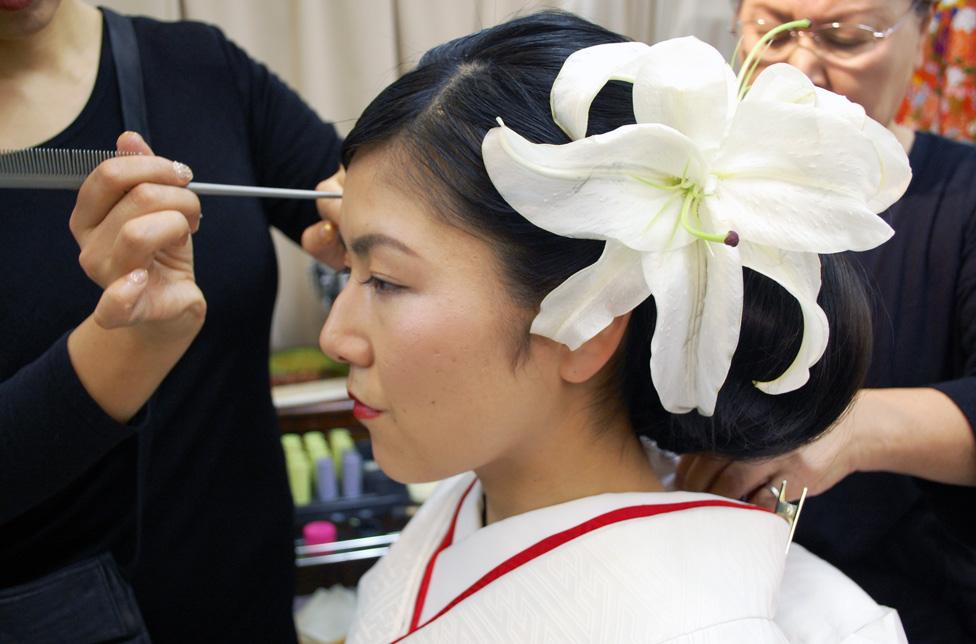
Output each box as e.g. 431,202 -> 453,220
478,406 -> 663,525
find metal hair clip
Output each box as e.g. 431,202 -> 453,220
769,480 -> 808,555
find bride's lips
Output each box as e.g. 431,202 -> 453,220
0,0 -> 35,12
349,391 -> 382,420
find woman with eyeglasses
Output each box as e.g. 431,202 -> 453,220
679,2 -> 976,642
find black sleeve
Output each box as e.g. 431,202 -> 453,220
932,206 -> 976,434
0,334 -> 150,523
217,32 -> 343,242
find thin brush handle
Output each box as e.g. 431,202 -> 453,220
0,148 -> 341,200
186,182 -> 339,200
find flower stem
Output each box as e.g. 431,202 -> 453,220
736,18 -> 811,100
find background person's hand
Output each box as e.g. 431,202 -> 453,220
676,397 -> 863,507
69,131 -> 205,330
301,167 -> 345,269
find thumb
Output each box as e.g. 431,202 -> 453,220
116,130 -> 154,156
94,268 -> 149,329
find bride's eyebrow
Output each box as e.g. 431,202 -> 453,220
347,233 -> 419,258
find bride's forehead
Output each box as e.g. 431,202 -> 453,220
344,162 -> 499,261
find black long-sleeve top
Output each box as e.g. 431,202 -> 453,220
797,132 -> 976,643
0,13 -> 340,643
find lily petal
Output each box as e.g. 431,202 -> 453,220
482,121 -> 701,251
550,41 -> 653,140
531,240 -> 650,350
812,85 -> 867,128
738,243 -> 828,395
745,63 -> 817,106
710,100 -> 895,253
861,116 -> 913,212
746,72 -> 911,217
632,37 -> 738,151
811,86 -> 911,210
645,242 -> 743,415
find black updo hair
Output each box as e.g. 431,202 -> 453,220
341,10 -> 873,459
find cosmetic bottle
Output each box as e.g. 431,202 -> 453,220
315,455 -> 339,502
281,434 -> 311,506
303,432 -> 330,484
328,428 -> 355,476
341,448 -> 363,498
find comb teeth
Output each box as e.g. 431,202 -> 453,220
0,148 -> 119,178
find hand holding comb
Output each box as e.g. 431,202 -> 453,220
0,148 -> 341,200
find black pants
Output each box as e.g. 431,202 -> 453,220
0,553 -> 149,643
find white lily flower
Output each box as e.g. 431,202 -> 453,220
482,33 -> 910,416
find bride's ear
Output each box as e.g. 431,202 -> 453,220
558,313 -> 631,384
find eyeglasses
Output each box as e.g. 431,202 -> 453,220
735,1 -> 922,63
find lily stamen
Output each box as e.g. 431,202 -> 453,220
678,189 -> 739,247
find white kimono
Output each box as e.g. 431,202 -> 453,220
348,473 -> 906,643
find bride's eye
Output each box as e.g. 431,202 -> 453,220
361,275 -> 405,294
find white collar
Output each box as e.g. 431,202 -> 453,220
419,473 -> 784,625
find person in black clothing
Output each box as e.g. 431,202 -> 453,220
0,0 -> 343,641
680,1 -> 976,641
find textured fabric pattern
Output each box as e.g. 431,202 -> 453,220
348,475 -> 905,643
899,0 -> 976,142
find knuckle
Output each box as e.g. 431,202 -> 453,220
184,191 -> 202,216
163,209 -> 191,235
127,183 -> 161,210
119,219 -> 150,249
78,248 -> 99,280
67,208 -> 82,237
95,159 -> 128,190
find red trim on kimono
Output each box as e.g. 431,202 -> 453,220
394,490 -> 768,643
408,478 -> 479,632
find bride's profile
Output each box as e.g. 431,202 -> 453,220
320,10 -> 910,643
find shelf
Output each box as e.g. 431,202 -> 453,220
295,533 -> 400,567
294,490 -> 411,522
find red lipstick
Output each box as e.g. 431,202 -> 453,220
0,0 -> 35,11
349,391 -> 382,420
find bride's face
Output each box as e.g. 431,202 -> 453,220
320,147 -> 565,483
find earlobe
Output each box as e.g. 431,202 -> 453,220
559,312 -> 632,384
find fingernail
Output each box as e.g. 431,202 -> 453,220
128,268 -> 149,285
173,160 -> 194,183
320,221 -> 335,243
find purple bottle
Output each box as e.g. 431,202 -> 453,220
315,456 -> 338,502
341,448 -> 363,498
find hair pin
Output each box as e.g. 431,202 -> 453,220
769,480 -> 808,555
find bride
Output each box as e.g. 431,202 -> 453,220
319,10 -> 909,643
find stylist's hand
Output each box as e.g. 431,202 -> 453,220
676,398 -> 863,507
301,167 -> 345,269
69,131 -> 204,330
